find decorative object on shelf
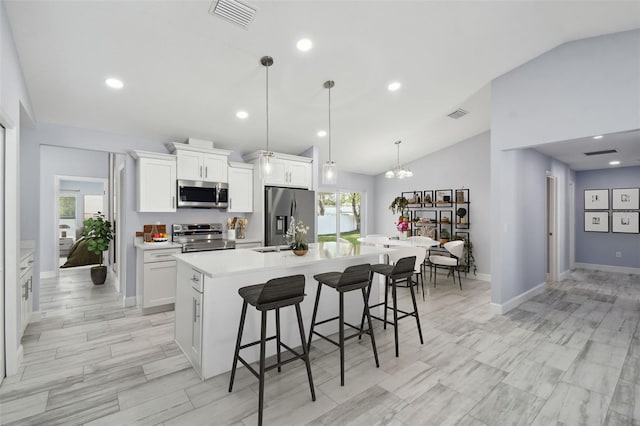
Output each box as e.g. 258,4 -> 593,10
456,207 -> 467,223
259,56 -> 275,179
456,189 -> 465,203
584,189 -> 609,210
389,196 -> 409,214
612,188 -> 639,210
322,80 -> 337,185
584,211 -> 609,233
435,189 -> 453,206
82,211 -> 114,285
424,191 -> 433,204
286,217 -> 309,255
385,141 -> 413,179
612,211 -> 639,233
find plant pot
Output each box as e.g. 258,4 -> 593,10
90,266 -> 107,285
293,249 -> 308,256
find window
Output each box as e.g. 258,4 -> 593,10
83,195 -> 104,220
317,191 -> 363,247
59,196 -> 76,219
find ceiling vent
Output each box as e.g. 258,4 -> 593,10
447,109 -> 468,119
209,0 -> 256,30
584,149 -> 618,156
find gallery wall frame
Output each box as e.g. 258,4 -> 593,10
612,188 -> 639,210
612,211 -> 639,234
584,189 -> 609,210
584,211 -> 609,232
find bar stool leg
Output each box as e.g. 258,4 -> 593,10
258,310 -> 267,426
358,282 -> 370,341
458,268 -> 462,290
229,300 -> 248,392
383,277 -> 389,330
307,282 -> 323,352
408,277 -> 424,345
362,287 -> 379,368
295,304 -> 316,401
421,272 -> 425,301
339,292 -> 345,386
433,265 -> 437,288
275,308 -> 282,373
392,279 -> 399,357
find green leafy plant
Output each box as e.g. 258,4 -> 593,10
82,212 -> 114,267
451,234 -> 476,275
389,196 -> 409,215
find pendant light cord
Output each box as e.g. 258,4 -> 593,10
266,64 -> 269,153
328,85 -> 332,162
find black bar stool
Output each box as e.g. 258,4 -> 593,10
307,264 -> 379,386
229,274 -> 315,426
364,256 -> 424,357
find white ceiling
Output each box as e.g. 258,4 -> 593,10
533,129 -> 640,171
6,1 -> 640,175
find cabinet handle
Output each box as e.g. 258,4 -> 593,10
152,254 -> 174,258
193,298 -> 197,322
149,265 -> 174,270
200,166 -> 203,178
229,198 -> 232,210
28,277 -> 33,292
205,166 -> 208,179
190,275 -> 200,284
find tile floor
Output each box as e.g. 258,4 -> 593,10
1,267 -> 639,425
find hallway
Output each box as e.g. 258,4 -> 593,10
0,268 -> 638,425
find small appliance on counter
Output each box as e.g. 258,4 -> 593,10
172,223 -> 235,253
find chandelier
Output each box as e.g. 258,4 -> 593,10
385,140 -> 413,179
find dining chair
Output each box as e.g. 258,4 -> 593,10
429,240 -> 464,290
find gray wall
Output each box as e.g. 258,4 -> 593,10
575,166 -> 640,268
374,131 -> 491,276
490,29 -> 640,305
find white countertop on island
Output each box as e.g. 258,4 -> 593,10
173,242 -> 394,278
134,240 -> 183,250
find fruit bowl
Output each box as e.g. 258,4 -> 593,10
152,237 -> 168,242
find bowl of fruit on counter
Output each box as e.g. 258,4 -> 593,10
152,232 -> 168,242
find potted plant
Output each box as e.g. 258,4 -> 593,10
389,196 -> 409,215
286,217 -> 309,256
451,234 -> 476,275
82,211 -> 114,285
439,228 -> 450,245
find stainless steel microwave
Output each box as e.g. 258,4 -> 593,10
177,180 -> 228,209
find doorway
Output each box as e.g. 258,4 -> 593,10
547,175 -> 558,282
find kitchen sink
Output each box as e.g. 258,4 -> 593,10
252,245 -> 292,253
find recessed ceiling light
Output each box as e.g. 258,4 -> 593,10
296,38 -> 313,52
609,160 -> 620,165
593,135 -> 603,139
317,130 -> 327,138
236,110 -> 249,119
388,81 -> 401,92
105,78 -> 123,89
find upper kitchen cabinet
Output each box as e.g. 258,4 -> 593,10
131,151 -> 177,212
168,143 -> 231,183
227,162 -> 253,213
243,151 -> 312,189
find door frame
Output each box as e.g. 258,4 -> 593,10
546,175 -> 559,282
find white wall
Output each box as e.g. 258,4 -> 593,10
490,29 -> 640,307
374,131 -> 491,276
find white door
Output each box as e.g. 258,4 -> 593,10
288,161 -> 311,188
547,176 -> 558,282
0,124 -> 5,383
176,151 -> 203,181
228,167 -> 253,213
202,154 -> 228,183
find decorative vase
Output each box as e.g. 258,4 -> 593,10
293,249 -> 308,256
90,266 -> 107,285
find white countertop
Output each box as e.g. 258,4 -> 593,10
173,242 -> 394,278
134,241 -> 183,250
234,238 -> 262,245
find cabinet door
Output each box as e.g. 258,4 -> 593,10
228,167 -> 253,213
19,273 -> 28,334
191,288 -> 202,371
138,158 -> 176,212
176,151 -> 203,181
203,154 -> 228,183
263,157 -> 288,186
143,260 -> 177,308
287,160 -> 311,188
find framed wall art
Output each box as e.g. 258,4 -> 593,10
584,211 -> 609,233
612,211 -> 639,234
584,189 -> 609,210
612,188 -> 639,210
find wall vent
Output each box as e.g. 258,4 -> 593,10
209,0 -> 256,30
584,149 -> 618,156
447,109 -> 468,119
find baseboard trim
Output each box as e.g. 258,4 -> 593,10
40,270 -> 57,279
474,272 -> 491,282
559,269 -> 571,280
490,281 -> 547,315
575,263 -> 640,275
123,296 -> 137,308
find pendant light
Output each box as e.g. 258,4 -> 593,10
322,80 -> 337,185
259,56 -> 275,179
385,140 -> 413,179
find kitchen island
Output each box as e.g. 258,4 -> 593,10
173,242 -> 392,380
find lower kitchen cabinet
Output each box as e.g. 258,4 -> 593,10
136,245 -> 182,314
19,250 -> 34,336
175,261 -> 203,376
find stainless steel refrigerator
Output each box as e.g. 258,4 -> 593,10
265,186 -> 316,247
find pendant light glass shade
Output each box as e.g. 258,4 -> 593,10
322,80 -> 337,185
259,56 -> 274,179
385,140 -> 413,179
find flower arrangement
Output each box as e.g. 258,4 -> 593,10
286,217 -> 309,251
396,216 -> 409,232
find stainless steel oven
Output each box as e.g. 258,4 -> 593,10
177,180 -> 228,209
172,223 -> 235,252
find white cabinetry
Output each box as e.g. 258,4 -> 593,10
168,143 -> 231,183
243,151 -> 312,189
136,245 -> 182,314
175,262 -> 203,375
228,162 -> 253,213
19,251 -> 34,335
131,151 -> 177,212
